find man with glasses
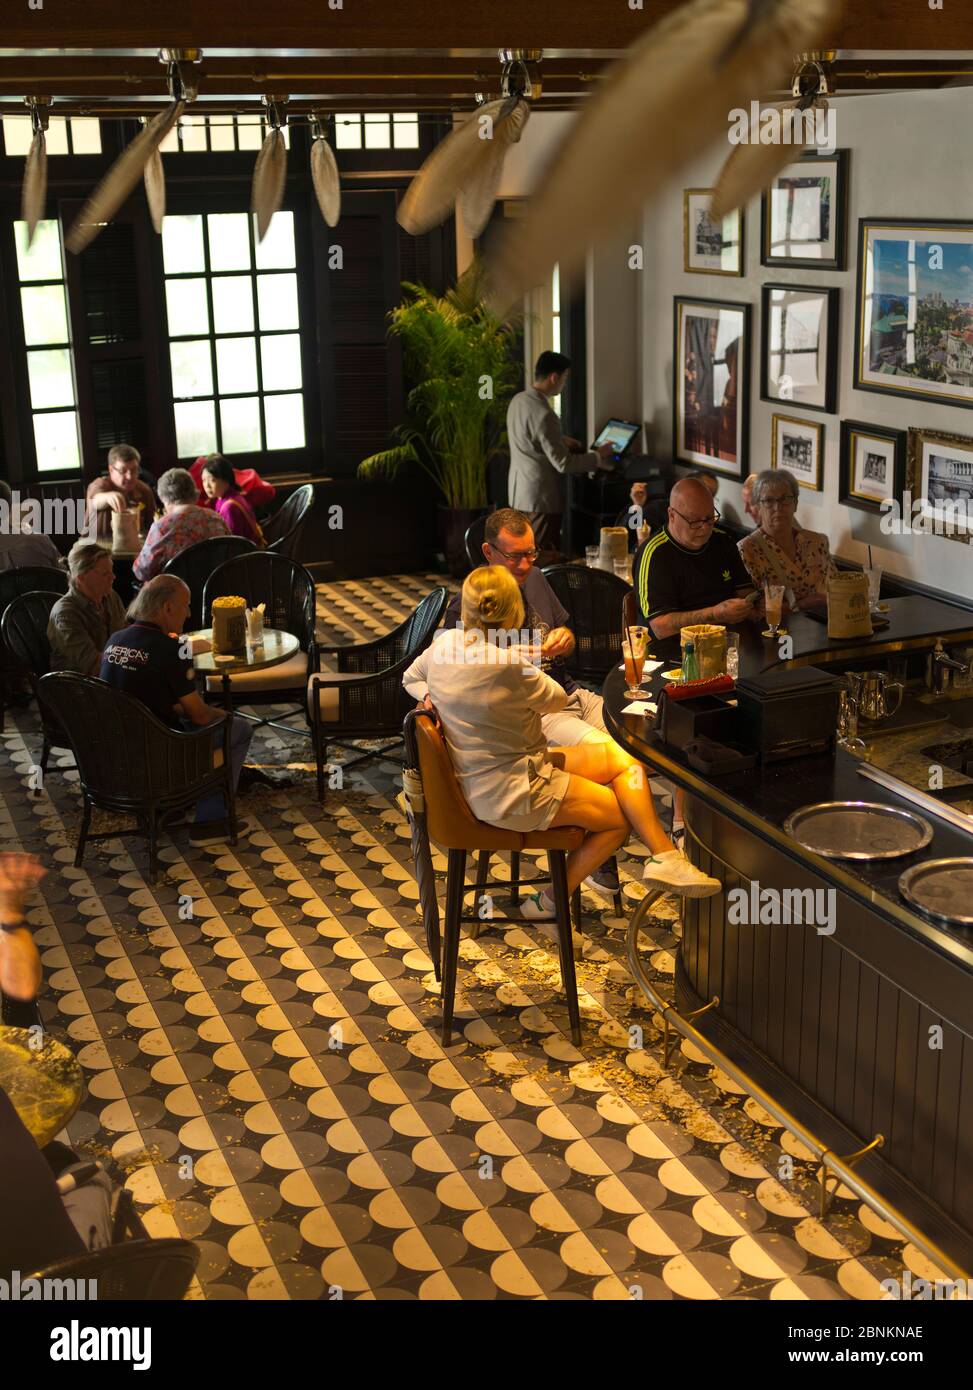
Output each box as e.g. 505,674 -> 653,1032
633,476 -> 756,662
438,507 -> 625,900
85,444 -> 157,541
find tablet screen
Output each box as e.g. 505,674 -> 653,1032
593,419 -> 641,455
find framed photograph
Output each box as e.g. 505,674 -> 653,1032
761,150 -> 848,270
839,419 -> 907,515
761,283 -> 839,413
771,414 -> 823,491
673,296 -> 751,478
683,189 -> 744,276
855,219 -> 973,409
906,425 -> 973,543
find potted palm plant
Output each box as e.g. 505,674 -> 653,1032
358,262 -> 522,575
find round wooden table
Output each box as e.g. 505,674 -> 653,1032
0,1025 -> 83,1148
187,627 -> 301,706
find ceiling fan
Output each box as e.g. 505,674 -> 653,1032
485,0 -> 843,312
397,51 -> 537,240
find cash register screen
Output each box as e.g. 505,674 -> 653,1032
592,419 -> 641,456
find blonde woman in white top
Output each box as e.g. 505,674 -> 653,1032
403,566 -> 720,927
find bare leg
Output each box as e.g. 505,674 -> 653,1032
552,739 -> 672,855
547,774 -> 629,896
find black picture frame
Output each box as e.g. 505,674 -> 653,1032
854,217 -> 973,411
760,149 -> 848,271
839,419 -> 907,515
761,283 -> 839,414
672,295 -> 751,481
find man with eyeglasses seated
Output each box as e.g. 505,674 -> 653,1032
436,507 -> 629,902
633,476 -> 757,664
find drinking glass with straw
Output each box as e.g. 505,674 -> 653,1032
622,625 -> 647,699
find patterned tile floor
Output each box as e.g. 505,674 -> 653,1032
0,571 -> 954,1300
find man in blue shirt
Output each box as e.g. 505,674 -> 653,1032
100,574 -> 253,847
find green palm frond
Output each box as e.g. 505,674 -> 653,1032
357,259 -> 523,510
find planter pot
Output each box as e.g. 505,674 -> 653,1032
438,505 -> 490,578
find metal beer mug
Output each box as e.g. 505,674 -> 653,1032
859,671 -> 904,722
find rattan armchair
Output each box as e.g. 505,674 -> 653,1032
0,566 -> 67,730
1,590 -> 70,782
202,551 -> 318,733
162,534 -> 255,631
542,562 -> 632,683
308,586 -> 448,799
264,483 -> 315,561
37,672 -> 237,883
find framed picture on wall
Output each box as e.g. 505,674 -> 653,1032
839,420 -> 907,515
761,283 -> 838,413
906,425 -> 973,543
673,296 -> 751,479
771,414 -> 823,491
855,219 -> 973,410
683,190 -> 744,276
761,150 -> 848,269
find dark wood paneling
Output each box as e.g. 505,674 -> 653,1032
0,0 -> 956,51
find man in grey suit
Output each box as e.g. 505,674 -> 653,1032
506,350 -> 615,561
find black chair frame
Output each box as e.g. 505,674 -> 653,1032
264,483 -> 315,560
1,589 -> 72,786
542,562 -> 633,684
310,587 -> 447,799
0,566 -> 68,731
202,551 -> 318,737
37,672 -> 237,883
162,534 -> 256,631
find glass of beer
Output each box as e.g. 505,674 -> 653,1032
762,584 -> 785,639
622,629 -> 647,698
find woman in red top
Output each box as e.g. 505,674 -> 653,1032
200,456 -> 264,544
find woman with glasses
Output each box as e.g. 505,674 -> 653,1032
738,469 -> 836,611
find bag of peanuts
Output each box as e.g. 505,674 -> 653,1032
827,572 -> 872,639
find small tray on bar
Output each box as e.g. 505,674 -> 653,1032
898,859 -> 973,927
783,801 -> 933,860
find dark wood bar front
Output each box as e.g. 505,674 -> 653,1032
603,596 -> 973,1275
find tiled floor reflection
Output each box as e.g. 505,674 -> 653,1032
0,572 -> 950,1300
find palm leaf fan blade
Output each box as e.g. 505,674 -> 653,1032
459,99 -> 531,240
66,101 -> 183,254
251,128 -> 287,242
22,130 -> 47,246
708,101 -> 806,219
397,98 -> 514,235
310,135 -> 341,227
486,0 -> 841,312
144,146 -> 166,234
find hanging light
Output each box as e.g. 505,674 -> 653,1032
251,95 -> 288,242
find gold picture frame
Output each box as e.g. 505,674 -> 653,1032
906,425 -> 973,545
683,189 -> 744,276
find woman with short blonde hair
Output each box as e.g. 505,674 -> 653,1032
738,468 -> 836,610
403,566 -> 718,948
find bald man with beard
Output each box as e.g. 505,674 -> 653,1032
632,476 -> 758,662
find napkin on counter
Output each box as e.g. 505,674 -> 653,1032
622,700 -> 657,716
617,660 -> 664,673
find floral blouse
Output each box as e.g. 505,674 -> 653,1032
738,525 -> 837,603
133,505 -> 229,581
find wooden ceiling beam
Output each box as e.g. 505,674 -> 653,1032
0,0 -> 969,52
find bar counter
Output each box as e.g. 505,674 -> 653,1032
603,595 -> 973,1273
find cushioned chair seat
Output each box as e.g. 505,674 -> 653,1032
205,649 -> 308,692
306,670 -> 369,721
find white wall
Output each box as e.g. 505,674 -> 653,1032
641,86 -> 973,598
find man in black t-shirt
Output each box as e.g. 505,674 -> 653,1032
633,477 -> 758,661
100,574 -> 253,847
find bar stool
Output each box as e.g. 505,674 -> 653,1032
403,710 -> 586,1047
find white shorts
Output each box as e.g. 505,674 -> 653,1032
541,687 -> 613,749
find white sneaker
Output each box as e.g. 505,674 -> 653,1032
643,850 -> 721,899
520,891 -> 555,921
